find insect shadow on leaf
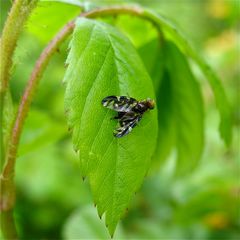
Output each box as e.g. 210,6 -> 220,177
101,96 -> 155,138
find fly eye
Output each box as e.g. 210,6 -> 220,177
147,99 -> 155,109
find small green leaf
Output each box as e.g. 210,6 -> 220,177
143,9 -> 232,146
27,1 -> 81,43
41,0 -> 83,7
115,15 -> 158,48
41,0 -> 96,11
64,18 -> 158,235
165,41 -> 204,174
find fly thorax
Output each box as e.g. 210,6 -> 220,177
134,102 -> 148,113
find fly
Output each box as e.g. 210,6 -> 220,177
101,95 -> 155,138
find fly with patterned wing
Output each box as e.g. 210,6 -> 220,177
101,96 -> 155,138
101,95 -> 138,112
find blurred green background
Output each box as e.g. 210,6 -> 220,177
0,0 -> 239,239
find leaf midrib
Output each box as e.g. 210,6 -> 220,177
97,23 -> 124,225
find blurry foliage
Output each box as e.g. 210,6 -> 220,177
0,0 -> 239,239
18,108 -> 66,156
15,142 -> 92,238
62,205 -> 125,239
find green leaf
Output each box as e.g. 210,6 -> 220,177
27,1 -> 81,43
140,40 -> 204,173
143,9 -> 232,146
154,70 -> 176,166
164,41 -> 204,174
41,0 -> 83,7
138,38 -> 165,89
63,205 -> 125,239
115,15 -> 158,48
40,0 -> 96,11
138,39 -> 174,166
64,18 -> 158,236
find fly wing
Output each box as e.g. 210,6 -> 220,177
102,96 -> 138,112
113,114 -> 142,138
118,112 -> 138,126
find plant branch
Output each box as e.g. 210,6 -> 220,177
1,21 -> 75,180
0,0 -> 38,94
0,19 -> 74,240
0,0 -> 38,165
0,210 -> 18,240
0,1 -> 38,239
